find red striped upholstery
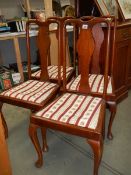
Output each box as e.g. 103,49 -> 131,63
0,80 -> 58,104
35,93 -> 102,129
66,74 -> 112,94
31,65 -> 74,80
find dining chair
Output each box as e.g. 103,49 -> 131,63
0,19 -> 61,138
30,16 -> 75,84
66,16 -> 117,139
28,17 -> 111,175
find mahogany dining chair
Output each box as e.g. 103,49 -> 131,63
28,17 -> 112,175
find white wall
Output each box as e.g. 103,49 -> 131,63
0,0 -> 23,19
0,0 -> 44,19
60,0 -> 75,7
0,0 -> 75,19
30,0 -> 44,10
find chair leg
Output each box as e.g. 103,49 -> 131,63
87,138 -> 103,175
41,127 -> 48,152
102,113 -> 105,140
29,123 -> 43,168
107,101 -> 117,140
0,103 -> 8,138
1,112 -> 8,138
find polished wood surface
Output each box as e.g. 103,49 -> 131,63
0,114 -> 12,175
113,22 -> 131,101
75,0 -> 131,102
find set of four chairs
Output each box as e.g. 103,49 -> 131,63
0,16 -> 117,175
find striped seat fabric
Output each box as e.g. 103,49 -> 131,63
66,74 -> 112,94
31,65 -> 74,80
0,80 -> 58,104
35,93 -> 103,129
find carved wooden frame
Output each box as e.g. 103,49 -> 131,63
116,0 -> 131,21
95,0 -> 110,16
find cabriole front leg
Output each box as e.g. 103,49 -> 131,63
41,127 -> 49,152
0,102 -> 8,138
107,101 -> 117,140
29,123 -> 43,168
87,138 -> 103,175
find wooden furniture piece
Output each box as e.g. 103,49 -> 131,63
0,32 -> 28,82
30,17 -> 75,84
0,19 -> 61,138
25,0 -> 31,18
75,0 -> 131,102
126,23 -> 131,89
66,16 -> 117,139
28,17 -> 111,175
114,21 -> 131,98
0,113 -> 12,175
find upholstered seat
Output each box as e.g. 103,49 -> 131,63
0,80 -> 59,107
66,74 -> 112,94
31,65 -> 74,82
34,93 -> 103,129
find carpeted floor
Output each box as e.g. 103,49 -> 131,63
3,91 -> 131,175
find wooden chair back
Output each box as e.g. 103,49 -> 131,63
62,17 -> 112,98
80,16 -> 117,76
47,16 -> 75,66
26,19 -> 61,85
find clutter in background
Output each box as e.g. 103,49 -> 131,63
0,66 -> 21,92
7,18 -> 28,32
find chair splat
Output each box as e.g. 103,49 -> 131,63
37,24 -> 50,81
91,24 -> 104,74
77,25 -> 95,94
